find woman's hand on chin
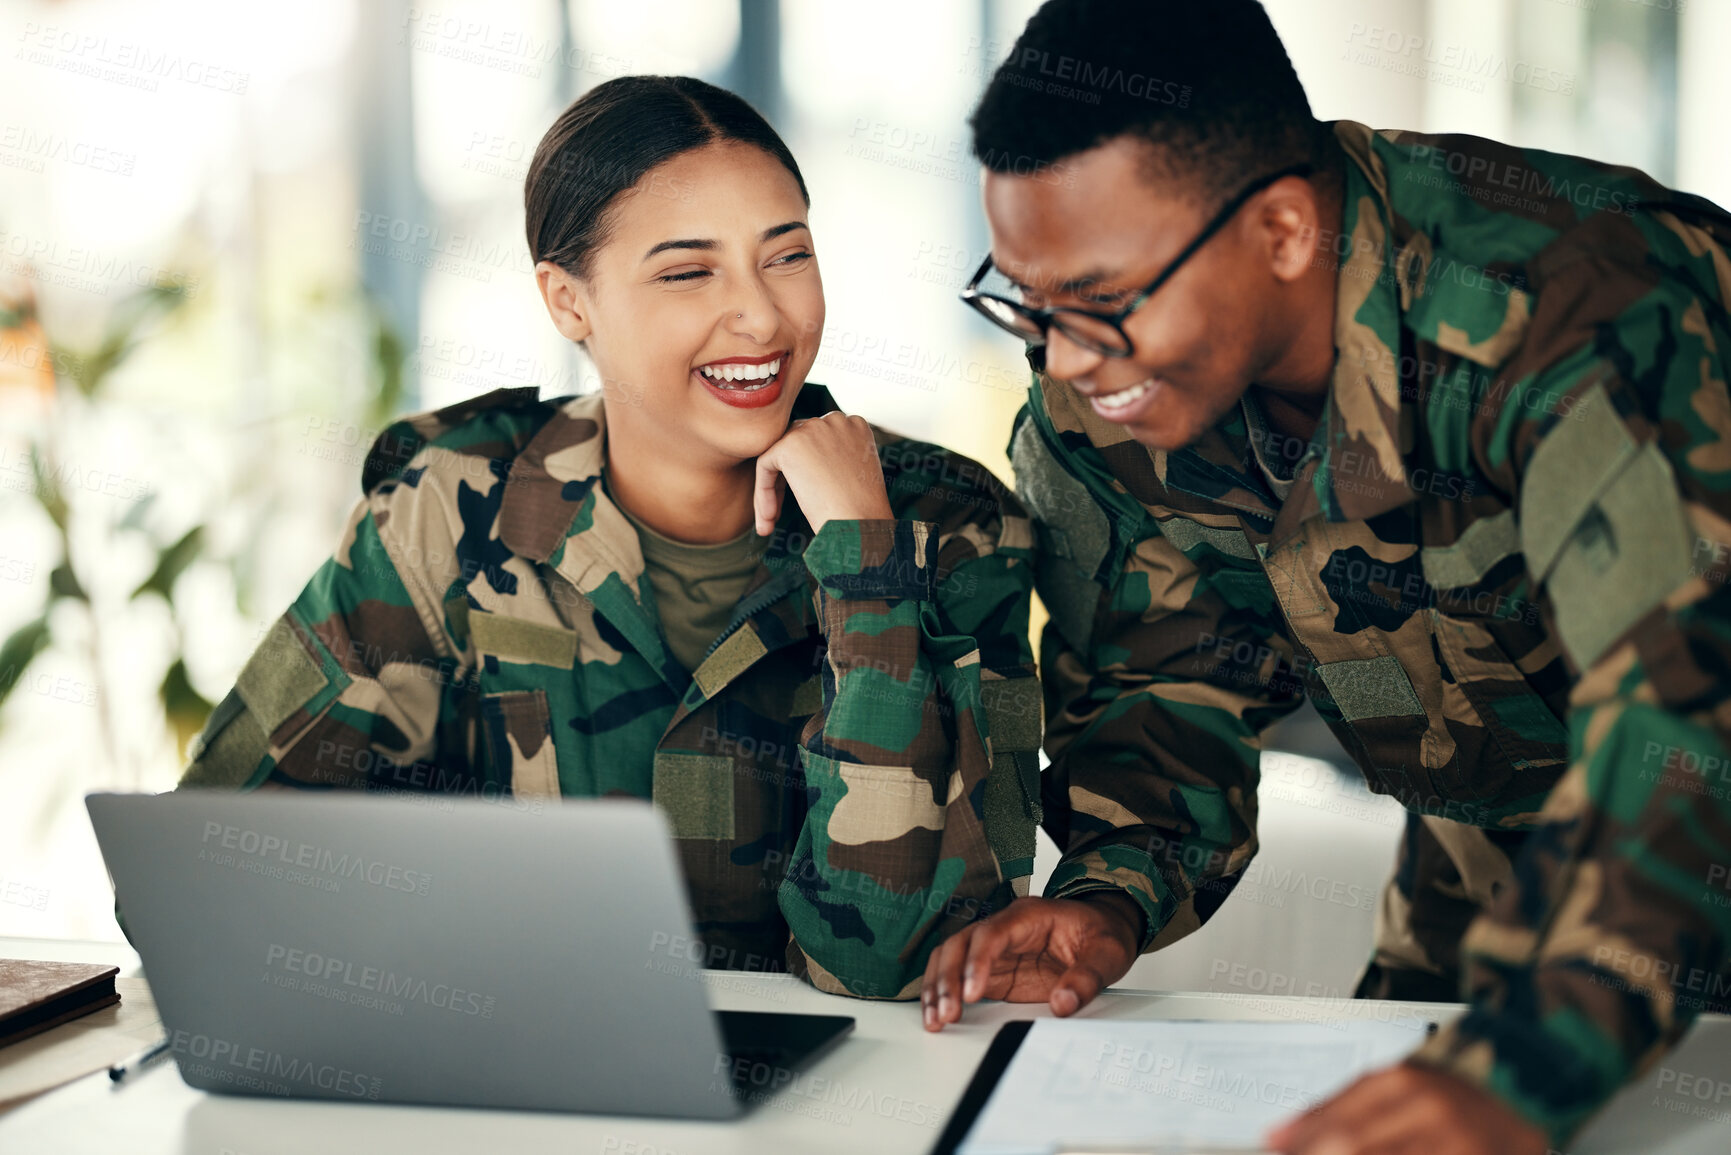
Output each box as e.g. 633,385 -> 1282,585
753,412 -> 894,536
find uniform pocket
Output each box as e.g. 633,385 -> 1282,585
1421,512 -> 1569,811
1427,609 -> 1569,805
480,689 -> 561,801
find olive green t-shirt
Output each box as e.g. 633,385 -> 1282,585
613,493 -> 767,674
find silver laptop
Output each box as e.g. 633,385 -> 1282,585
86,790 -> 853,1117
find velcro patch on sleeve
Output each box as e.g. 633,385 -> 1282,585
1543,441 -> 1695,668
1010,418 -> 1113,652
178,688 -> 271,790
984,751 -> 1038,868
1010,417 -> 1111,575
235,618 -> 333,740
1520,382 -> 1638,580
1315,655 -> 1426,722
1420,508 -> 1521,589
980,673 -> 1043,753
1519,381 -> 1695,668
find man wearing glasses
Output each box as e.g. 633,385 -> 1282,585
920,1 -> 1731,1153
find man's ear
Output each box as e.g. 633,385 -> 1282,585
1260,177 -> 1324,286
535,260 -> 593,343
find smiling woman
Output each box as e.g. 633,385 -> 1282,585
159,75 -> 1044,1004
525,80 -> 827,538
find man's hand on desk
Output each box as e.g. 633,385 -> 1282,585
1265,1060 -> 1549,1155
920,893 -> 1142,1032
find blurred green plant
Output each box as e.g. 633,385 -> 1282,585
0,281 -> 192,779
0,278 -> 406,781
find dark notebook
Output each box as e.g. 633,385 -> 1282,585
0,959 -> 121,1049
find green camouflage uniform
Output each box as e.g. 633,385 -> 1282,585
1013,120 -> 1731,1143
176,383 -> 1041,1001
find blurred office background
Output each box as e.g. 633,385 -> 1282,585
1,0 -> 1726,987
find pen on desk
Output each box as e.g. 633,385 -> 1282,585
108,1036 -> 171,1083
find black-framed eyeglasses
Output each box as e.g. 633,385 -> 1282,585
959,162 -> 1314,358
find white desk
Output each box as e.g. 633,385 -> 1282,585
1,937 -> 1726,1154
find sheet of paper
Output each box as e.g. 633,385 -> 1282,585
0,977 -> 163,1112
958,1018 -> 1431,1155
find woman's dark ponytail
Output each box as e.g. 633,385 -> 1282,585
525,76 -> 809,278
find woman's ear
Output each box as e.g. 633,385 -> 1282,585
535,260 -> 594,343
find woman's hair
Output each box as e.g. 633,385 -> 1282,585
525,75 -> 809,279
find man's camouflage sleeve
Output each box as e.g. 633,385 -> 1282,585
1008,404 -> 1304,953
778,514 -> 1040,1000
1408,210 -> 1731,1145
176,485 -> 462,796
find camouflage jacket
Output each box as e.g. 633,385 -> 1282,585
177,382 -> 1041,1001
1013,120 -> 1731,1142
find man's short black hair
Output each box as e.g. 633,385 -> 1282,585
969,0 -> 1326,205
